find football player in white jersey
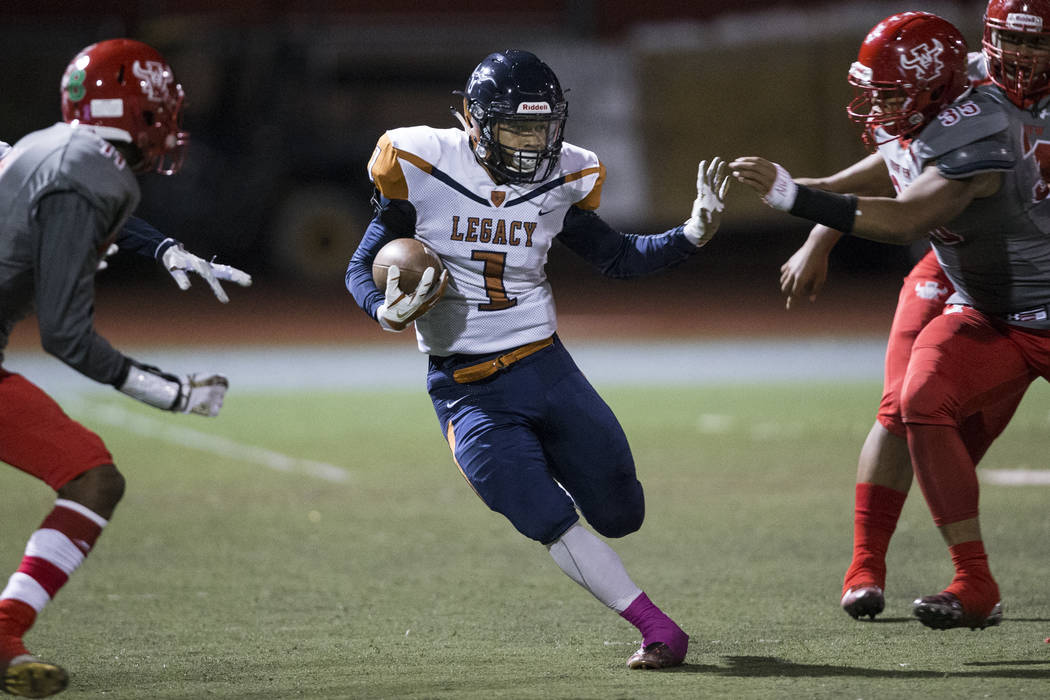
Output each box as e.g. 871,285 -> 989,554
732,6 -> 1050,631
0,40 -> 243,698
347,50 -> 729,669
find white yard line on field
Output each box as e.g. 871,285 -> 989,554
978,468 -> 1050,486
66,398 -> 351,484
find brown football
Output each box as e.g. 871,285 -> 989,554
372,238 -> 444,294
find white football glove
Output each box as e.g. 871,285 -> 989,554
118,362 -> 229,417
161,244 -> 252,303
683,157 -> 731,247
377,264 -> 450,332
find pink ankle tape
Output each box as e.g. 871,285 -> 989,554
620,593 -> 688,659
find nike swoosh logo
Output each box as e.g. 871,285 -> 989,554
538,209 -> 555,216
445,396 -> 467,409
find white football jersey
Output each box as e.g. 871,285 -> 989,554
368,126 -> 604,355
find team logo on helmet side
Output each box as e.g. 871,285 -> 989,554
1006,13 -> 1043,31
132,60 -> 174,103
900,39 -> 944,81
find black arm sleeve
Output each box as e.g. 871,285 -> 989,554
117,216 -> 178,259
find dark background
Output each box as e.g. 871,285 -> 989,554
1,1 -> 986,324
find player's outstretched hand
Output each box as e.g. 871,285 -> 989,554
161,243 -> 252,303
730,157 -> 799,211
118,362 -> 229,417
377,265 -> 450,332
780,244 -> 828,310
179,373 -> 229,417
684,157 -> 730,247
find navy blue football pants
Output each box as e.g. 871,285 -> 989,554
427,335 -> 645,545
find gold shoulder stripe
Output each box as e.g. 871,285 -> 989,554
572,162 -> 606,211
368,133 -> 436,200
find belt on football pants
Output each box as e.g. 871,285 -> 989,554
452,336 -> 554,383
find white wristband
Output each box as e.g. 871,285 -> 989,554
118,364 -> 182,410
763,164 -> 798,212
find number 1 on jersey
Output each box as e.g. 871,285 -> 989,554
471,250 -> 517,311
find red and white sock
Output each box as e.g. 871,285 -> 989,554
0,499 -> 107,656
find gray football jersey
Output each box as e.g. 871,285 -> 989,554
0,122 -> 138,381
886,87 -> 1050,328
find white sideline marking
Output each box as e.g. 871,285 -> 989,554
978,469 -> 1050,486
68,399 -> 350,484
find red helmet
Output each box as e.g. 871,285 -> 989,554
60,39 -> 188,174
983,0 -> 1050,106
847,12 -> 969,148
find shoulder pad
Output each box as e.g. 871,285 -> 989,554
557,142 -> 604,210
912,92 -> 1010,163
368,127 -> 457,200
935,131 -> 1014,178
48,125 -> 137,211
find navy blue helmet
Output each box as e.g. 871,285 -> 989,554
456,50 -> 568,184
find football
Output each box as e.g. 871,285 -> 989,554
372,238 -> 444,294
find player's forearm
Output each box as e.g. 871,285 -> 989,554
117,216 -> 178,259
848,197 -> 938,245
797,154 -> 892,196
800,225 -> 844,255
558,207 -> 696,279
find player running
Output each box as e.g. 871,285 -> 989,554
732,8 -> 1050,630
0,39 -> 247,698
346,49 -> 729,669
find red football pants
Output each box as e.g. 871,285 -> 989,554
901,307 -> 1046,525
0,368 -> 113,490
879,252 -> 1024,461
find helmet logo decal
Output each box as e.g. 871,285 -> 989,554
132,60 -> 173,103
516,101 -> 552,114
849,62 -> 873,83
65,69 -> 86,102
1006,13 -> 1043,32
900,39 -> 944,81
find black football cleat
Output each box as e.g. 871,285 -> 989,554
626,642 -> 685,670
841,585 -> 885,620
1,654 -> 69,698
912,592 -> 1003,630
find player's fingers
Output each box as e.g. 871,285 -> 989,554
412,266 -> 436,302
192,259 -> 229,303
212,263 -> 253,287
169,268 -> 191,291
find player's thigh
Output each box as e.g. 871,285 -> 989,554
541,370 -> 643,536
0,369 -> 113,489
878,253 -> 952,435
902,309 -> 1032,425
444,406 -> 579,544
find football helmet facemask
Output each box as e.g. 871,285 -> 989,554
61,38 -> 188,175
846,12 -> 969,149
983,0 -> 1050,107
455,50 -> 567,184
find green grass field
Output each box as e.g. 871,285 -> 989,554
2,377 -> 1049,699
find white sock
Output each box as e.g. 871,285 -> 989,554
547,523 -> 643,612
